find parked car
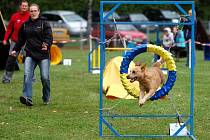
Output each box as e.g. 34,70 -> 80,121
161,10 -> 180,23
52,27 -> 70,47
42,10 -> 87,36
82,10 -> 126,21
103,11 -> 121,21
91,24 -> 147,47
48,21 -> 70,47
143,9 -> 180,23
128,13 -> 158,31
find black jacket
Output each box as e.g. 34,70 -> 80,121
14,17 -> 53,60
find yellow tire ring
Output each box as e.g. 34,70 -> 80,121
120,44 -> 176,101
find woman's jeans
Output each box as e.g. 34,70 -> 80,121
23,57 -> 50,102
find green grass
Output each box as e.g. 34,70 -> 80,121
0,48 -> 210,140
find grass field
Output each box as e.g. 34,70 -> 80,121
0,48 -> 210,140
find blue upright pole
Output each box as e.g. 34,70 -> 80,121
99,2 -> 105,137
190,2 -> 195,136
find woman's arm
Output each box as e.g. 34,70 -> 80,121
43,21 -> 53,49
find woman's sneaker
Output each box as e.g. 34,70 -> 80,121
19,96 -> 33,106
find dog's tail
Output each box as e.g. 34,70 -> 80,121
152,58 -> 164,67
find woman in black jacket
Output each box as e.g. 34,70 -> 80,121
11,3 -> 53,106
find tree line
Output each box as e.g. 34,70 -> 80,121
0,0 -> 208,20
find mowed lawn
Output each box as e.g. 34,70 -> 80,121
0,48 -> 210,140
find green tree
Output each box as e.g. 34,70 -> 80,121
0,0 -> 209,20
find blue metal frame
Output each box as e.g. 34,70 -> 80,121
99,1 -> 196,139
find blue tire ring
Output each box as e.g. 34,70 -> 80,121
120,44 -> 176,101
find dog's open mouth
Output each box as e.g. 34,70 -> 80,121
130,77 -> 137,83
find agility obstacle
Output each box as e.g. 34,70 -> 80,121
88,43 -> 100,73
88,44 -> 132,73
99,1 -> 196,139
50,45 -> 63,65
120,44 -> 176,100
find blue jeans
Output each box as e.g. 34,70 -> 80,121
23,57 -> 50,102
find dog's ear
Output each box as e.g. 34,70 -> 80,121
141,64 -> 147,71
135,61 -> 142,66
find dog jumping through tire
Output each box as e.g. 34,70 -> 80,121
127,58 -> 165,106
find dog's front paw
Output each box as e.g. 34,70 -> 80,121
139,99 -> 146,106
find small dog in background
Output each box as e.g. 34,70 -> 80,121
127,59 -> 165,106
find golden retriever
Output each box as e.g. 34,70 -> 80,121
127,59 -> 165,106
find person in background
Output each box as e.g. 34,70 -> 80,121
162,27 -> 174,51
182,9 -> 197,67
2,0 -> 30,83
11,3 -> 53,106
172,26 -> 186,61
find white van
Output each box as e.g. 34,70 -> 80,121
42,10 -> 87,36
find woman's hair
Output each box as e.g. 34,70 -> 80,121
29,3 -> 40,10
